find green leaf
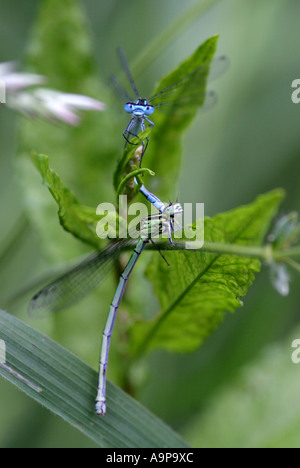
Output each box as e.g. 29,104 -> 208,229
0,310 -> 189,448
143,35 -> 220,200
17,0 -> 119,261
131,189 -> 285,355
184,327 -> 300,448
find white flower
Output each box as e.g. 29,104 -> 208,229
0,61 -> 106,125
0,62 -> 45,91
33,89 -> 106,126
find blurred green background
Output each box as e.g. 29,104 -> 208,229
1,0 -> 300,448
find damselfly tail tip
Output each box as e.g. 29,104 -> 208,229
95,400 -> 106,416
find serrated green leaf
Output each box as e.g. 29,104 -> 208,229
0,310 -> 189,448
131,189 -> 285,355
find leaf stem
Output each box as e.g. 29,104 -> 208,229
200,241 -> 272,261
146,241 -> 300,263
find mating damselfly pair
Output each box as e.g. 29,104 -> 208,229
29,47 -> 227,415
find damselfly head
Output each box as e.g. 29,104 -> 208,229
137,98 -> 147,106
124,100 -> 155,117
137,99 -> 155,114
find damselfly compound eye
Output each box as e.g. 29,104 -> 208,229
124,102 -> 134,113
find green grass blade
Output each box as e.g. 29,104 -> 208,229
0,309 -> 189,448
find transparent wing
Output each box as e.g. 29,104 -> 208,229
29,239 -> 135,317
148,55 -> 228,107
153,90 -> 217,114
117,47 -> 140,98
29,210 -> 175,317
109,74 -> 134,103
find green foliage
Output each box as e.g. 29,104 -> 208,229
131,189 -> 285,355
